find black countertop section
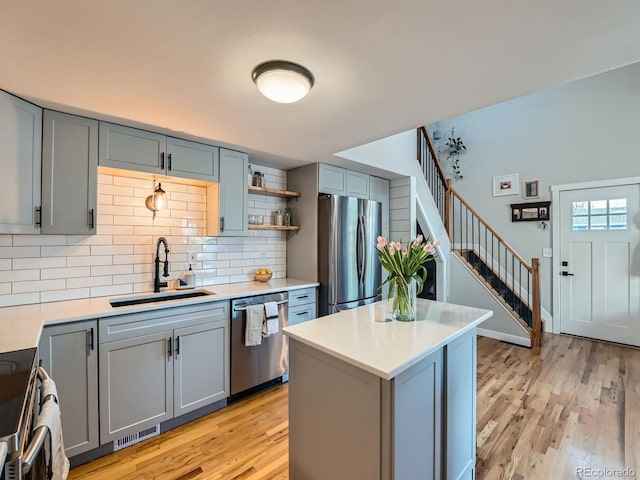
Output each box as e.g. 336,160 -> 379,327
0,348 -> 37,439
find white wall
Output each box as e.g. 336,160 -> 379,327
431,62 -> 640,321
0,165 -> 287,307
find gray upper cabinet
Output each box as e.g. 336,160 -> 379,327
99,122 -> 165,175
42,111 -> 98,234
39,320 -> 99,457
318,164 -> 347,195
0,91 -> 42,234
99,122 -> 219,182
166,137 -> 219,182
217,148 -> 248,236
346,170 -> 369,199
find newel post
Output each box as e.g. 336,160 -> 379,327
531,258 -> 542,352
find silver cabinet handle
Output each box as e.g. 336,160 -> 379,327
234,299 -> 288,311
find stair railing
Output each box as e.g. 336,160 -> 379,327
417,127 -> 541,350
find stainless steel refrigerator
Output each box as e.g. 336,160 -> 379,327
318,194 -> 382,315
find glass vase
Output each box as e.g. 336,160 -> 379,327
392,277 -> 417,322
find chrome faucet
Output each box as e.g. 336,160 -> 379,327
154,237 -> 170,293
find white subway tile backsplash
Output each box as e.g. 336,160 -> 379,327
41,267 -> 91,280
13,279 -> 65,293
13,257 -> 67,270
0,247 -> 40,258
0,164 -> 287,306
41,245 -> 91,257
2,269 -> 40,282
90,284 -> 133,297
41,288 -> 90,303
13,235 -> 66,246
0,292 -> 40,307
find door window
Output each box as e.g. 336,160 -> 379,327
571,198 -> 627,231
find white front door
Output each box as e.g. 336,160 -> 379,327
559,184 -> 640,346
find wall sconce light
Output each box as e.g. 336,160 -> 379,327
145,183 -> 167,218
251,60 -> 315,103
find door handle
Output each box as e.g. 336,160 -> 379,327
168,153 -> 172,171
168,337 -> 172,359
561,271 -> 575,276
175,336 -> 180,356
160,152 -> 165,170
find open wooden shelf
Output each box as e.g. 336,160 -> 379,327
248,224 -> 300,232
248,185 -> 300,199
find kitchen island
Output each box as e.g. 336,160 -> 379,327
283,299 -> 492,480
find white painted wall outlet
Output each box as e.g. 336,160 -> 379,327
260,251 -> 266,260
188,251 -> 196,264
542,248 -> 552,258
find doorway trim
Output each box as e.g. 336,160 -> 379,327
550,175 -> 640,334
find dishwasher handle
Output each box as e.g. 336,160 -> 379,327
234,299 -> 288,311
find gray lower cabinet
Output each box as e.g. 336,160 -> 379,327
99,302 -> 230,444
0,90 -> 42,234
288,327 -> 477,480
288,287 -> 317,326
42,110 -> 98,234
39,320 -> 99,457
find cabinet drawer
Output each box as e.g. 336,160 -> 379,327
100,301 -> 229,343
289,288 -> 316,308
288,303 -> 317,326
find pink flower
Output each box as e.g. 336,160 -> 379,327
426,243 -> 436,254
433,238 -> 441,247
401,247 -> 408,255
377,236 -> 387,247
395,242 -> 402,250
389,245 -> 396,255
413,234 -> 423,246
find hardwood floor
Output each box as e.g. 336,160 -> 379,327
69,334 -> 640,480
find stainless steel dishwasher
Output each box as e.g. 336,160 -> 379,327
230,291 -> 288,400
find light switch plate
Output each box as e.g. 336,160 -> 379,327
542,248 -> 552,258
188,251 -> 196,264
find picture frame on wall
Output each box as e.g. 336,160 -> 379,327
523,180 -> 539,199
492,174 -> 519,196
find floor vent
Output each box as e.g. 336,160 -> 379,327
113,423 -> 160,451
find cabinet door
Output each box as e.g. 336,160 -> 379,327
166,137 -> 219,182
445,328 -> 477,480
318,164 -> 346,195
218,148 -> 248,236
288,303 -> 317,326
347,170 -> 369,199
0,92 -> 42,234
393,348 -> 442,480
174,318 -> 229,416
98,122 -> 166,175
42,111 -> 98,234
99,331 -> 174,444
39,320 -> 99,457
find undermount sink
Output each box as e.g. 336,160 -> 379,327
109,289 -> 214,308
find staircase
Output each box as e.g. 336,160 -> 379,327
417,127 -> 542,350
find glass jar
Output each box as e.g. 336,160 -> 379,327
274,210 -> 283,226
283,206 -> 292,227
252,172 -> 263,188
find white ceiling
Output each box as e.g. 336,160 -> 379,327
1,1 -> 639,170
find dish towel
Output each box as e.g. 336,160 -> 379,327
34,379 -> 70,480
245,304 -> 264,346
263,301 -> 280,337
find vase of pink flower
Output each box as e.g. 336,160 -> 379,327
377,235 -> 439,321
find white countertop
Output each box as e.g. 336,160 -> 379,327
283,299 -> 492,380
0,278 -> 317,354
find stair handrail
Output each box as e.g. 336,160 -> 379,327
450,186 -> 532,272
417,126 -> 541,350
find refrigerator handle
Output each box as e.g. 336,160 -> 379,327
358,215 -> 366,284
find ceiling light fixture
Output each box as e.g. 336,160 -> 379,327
251,60 -> 315,103
145,182 -> 167,218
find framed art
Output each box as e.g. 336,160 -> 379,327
492,174 -> 519,197
523,180 -> 539,199
510,201 -> 551,222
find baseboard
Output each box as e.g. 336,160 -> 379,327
477,328 -> 531,348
